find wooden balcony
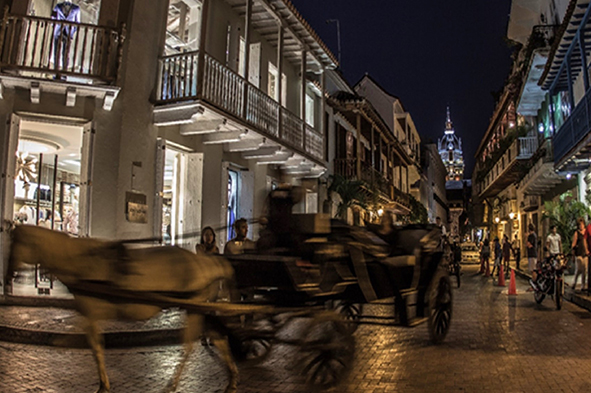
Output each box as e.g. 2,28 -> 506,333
333,157 -> 410,211
476,136 -> 538,198
156,50 -> 324,163
0,14 -> 125,84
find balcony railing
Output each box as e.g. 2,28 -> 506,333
0,14 -> 125,84
157,50 -> 324,162
553,87 -> 591,166
477,136 -> 537,197
334,158 -> 356,179
333,158 -> 410,207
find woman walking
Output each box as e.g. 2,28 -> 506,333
572,218 -> 589,292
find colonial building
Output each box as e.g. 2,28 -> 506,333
472,0 -> 569,250
438,107 -> 464,183
422,143 -> 448,225
354,74 -> 424,210
0,0 -> 337,297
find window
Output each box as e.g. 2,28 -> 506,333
305,93 -> 315,126
268,62 -> 287,105
238,37 -> 246,77
268,63 -> 277,101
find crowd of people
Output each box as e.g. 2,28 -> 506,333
476,219 -> 591,293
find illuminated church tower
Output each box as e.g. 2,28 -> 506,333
438,107 -> 464,181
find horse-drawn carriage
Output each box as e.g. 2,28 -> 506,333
7,208 -> 452,392
225,215 -> 453,384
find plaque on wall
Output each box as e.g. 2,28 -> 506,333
126,192 -> 148,224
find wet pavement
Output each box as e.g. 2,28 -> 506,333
2,265 -> 591,393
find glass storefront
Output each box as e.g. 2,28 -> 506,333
9,118 -> 86,297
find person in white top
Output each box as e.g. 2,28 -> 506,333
546,225 -> 562,257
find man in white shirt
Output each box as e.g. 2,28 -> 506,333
546,225 -> 562,257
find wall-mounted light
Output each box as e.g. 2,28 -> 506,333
538,123 -> 544,133
566,173 -> 572,180
509,121 -> 515,128
509,212 -> 515,220
495,217 -> 500,224
378,208 -> 384,216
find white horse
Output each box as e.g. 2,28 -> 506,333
8,225 -> 239,393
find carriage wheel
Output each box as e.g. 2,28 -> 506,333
427,269 -> 453,344
331,300 -> 363,333
228,316 -> 275,366
298,312 -> 355,390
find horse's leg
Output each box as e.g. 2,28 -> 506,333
84,319 -> 110,393
165,312 -> 203,393
209,326 -> 239,393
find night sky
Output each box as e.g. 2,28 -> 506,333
290,0 -> 516,177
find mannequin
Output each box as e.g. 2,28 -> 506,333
51,1 -> 81,71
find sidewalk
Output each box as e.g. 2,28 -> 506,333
0,295 -> 185,348
493,259 -> 591,313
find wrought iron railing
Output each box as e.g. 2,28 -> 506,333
157,49 -> 325,162
553,87 -> 591,165
0,13 -> 125,83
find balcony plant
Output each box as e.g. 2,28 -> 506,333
327,174 -> 367,221
408,195 -> 428,224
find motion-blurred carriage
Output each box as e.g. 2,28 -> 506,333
223,213 -> 453,388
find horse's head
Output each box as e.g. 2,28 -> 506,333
10,225 -> 70,273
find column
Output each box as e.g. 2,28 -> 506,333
277,23 -> 284,138
242,0 -> 252,116
195,0 -> 210,99
301,47 -> 307,150
356,114 -> 362,179
320,68 -> 326,161
579,30 -> 589,91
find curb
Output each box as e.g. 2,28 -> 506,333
0,296 -> 184,348
0,325 -> 183,348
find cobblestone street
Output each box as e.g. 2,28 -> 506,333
2,266 -> 591,393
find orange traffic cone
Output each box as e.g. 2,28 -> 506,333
498,265 -> 506,287
508,269 -> 517,295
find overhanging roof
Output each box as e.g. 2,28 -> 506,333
225,0 -> 338,71
540,0 -> 591,91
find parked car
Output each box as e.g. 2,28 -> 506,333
461,242 -> 480,264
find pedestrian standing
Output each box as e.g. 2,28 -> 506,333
512,234 -> 521,270
480,238 -> 490,275
545,225 -> 562,258
526,223 -> 538,291
572,218 -> 588,292
196,226 -> 220,255
502,235 -> 511,277
224,218 -> 255,255
492,238 -> 501,277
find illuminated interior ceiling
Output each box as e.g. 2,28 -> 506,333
18,120 -> 83,173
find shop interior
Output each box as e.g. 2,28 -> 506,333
11,119 -> 83,298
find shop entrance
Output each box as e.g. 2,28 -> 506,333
156,141 -> 202,251
1,114 -> 92,297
